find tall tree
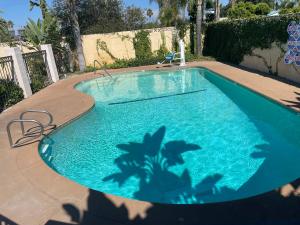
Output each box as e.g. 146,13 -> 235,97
65,0 -> 86,72
153,0 -> 203,56
189,0 -> 203,56
150,0 -> 187,26
29,0 -> 48,19
215,0 -> 220,20
124,6 -> 146,30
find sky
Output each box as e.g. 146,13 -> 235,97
0,0 -> 227,29
0,0 -> 159,28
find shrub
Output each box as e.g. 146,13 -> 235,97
101,54 -> 214,70
227,2 -> 256,19
26,58 -> 49,93
0,79 -> 24,113
176,20 -> 189,39
30,75 -> 47,93
227,2 -> 271,19
255,3 -> 271,15
107,56 -> 164,69
280,7 -> 300,15
203,14 -> 300,64
133,30 -> 152,60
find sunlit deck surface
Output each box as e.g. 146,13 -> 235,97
1,61 -> 300,225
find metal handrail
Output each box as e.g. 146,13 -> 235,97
19,109 -> 54,136
7,119 -> 44,148
93,60 -> 112,78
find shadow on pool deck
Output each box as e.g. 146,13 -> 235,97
40,184 -> 300,225
0,215 -> 19,225
282,92 -> 300,110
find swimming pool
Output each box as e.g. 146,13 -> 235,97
39,68 -> 300,204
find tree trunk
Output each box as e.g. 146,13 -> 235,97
40,0 -> 48,19
202,0 -> 206,22
67,0 -> 86,72
215,0 -> 220,21
230,0 -> 236,6
196,0 -> 203,57
190,23 -> 195,55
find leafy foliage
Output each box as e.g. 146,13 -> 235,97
176,19 -> 189,39
133,30 -> 152,59
227,2 -> 271,19
203,14 -> 300,64
23,13 -> 62,52
92,54 -> 214,71
255,3 -> 272,15
123,6 -> 147,30
53,0 -> 154,37
106,56 -> 163,69
96,39 -> 117,60
24,6 -> 71,74
279,0 -> 299,9
25,56 -> 49,93
236,0 -> 275,7
280,6 -> 300,14
156,32 -> 169,58
0,79 -> 24,113
29,0 -> 48,19
151,0 -> 187,26
0,17 -> 11,43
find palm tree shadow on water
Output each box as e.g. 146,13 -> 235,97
102,126 -> 233,204
42,126 -> 300,225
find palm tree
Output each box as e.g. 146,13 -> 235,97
215,0 -> 220,20
189,0 -> 203,56
23,15 -> 62,51
36,0 -> 85,72
150,0 -> 187,26
152,0 -> 203,56
65,0 -> 86,72
29,0 -> 48,19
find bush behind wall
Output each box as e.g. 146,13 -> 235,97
0,79 -> 24,113
203,14 -> 300,64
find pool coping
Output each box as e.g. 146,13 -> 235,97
1,61 -> 300,225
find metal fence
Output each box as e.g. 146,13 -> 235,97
0,56 -> 20,113
0,56 -> 15,82
22,50 -> 52,93
55,50 -> 71,77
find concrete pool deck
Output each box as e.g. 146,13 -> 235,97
1,61 -> 300,225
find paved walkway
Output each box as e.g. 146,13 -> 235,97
1,61 -> 300,225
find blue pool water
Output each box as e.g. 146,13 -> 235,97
39,68 -> 300,204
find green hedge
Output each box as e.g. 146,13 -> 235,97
107,56 -> 164,69
203,14 -> 300,64
0,79 -> 24,113
85,54 -> 215,72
